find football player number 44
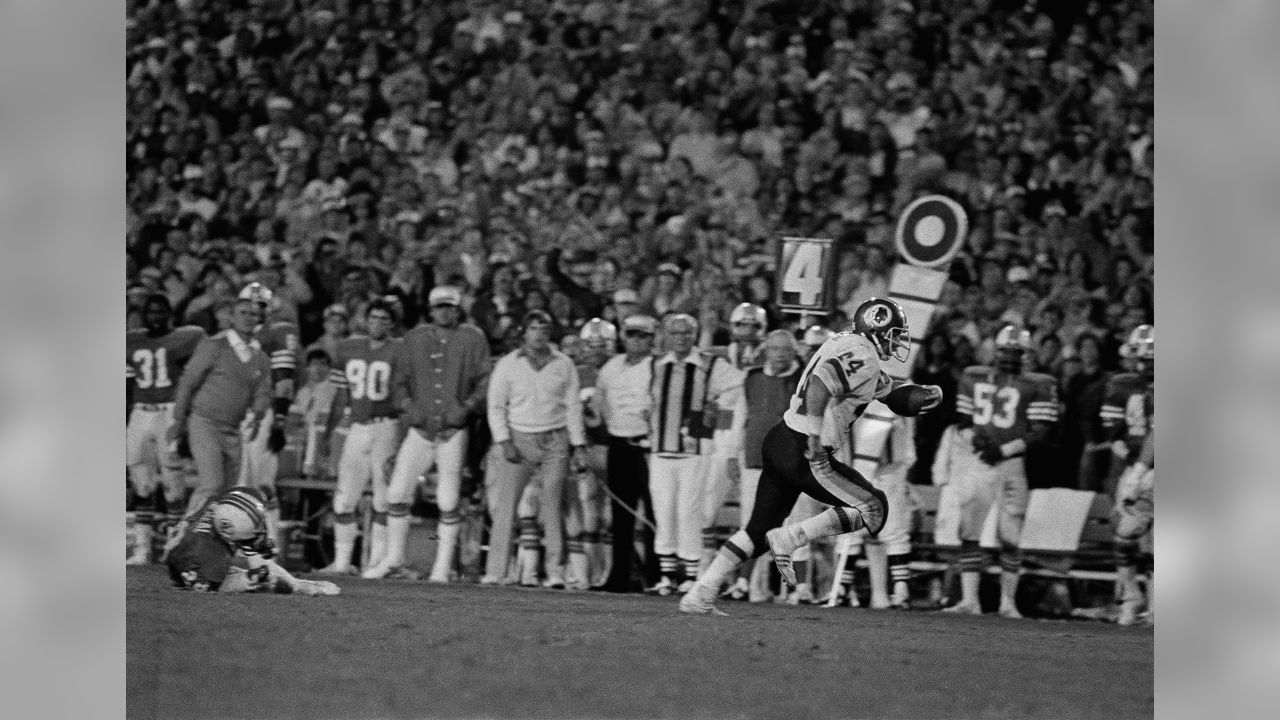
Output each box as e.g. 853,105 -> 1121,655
782,241 -> 825,306
346,359 -> 391,401
973,382 -> 1020,429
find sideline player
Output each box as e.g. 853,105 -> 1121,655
167,486 -> 339,596
316,300 -> 404,574
236,282 -> 301,538
1100,324 -> 1154,625
127,294 -> 207,560
944,325 -> 1059,618
699,303 -> 765,575
571,318 -> 617,588
681,298 -> 943,615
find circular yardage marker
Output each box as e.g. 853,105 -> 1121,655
895,195 -> 968,268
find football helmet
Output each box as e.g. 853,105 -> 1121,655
994,325 -> 1032,374
729,302 -> 767,342
802,325 -> 833,349
209,487 -> 271,553
1125,324 -> 1154,377
852,298 -> 911,362
579,318 -> 618,346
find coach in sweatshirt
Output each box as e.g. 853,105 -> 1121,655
169,297 -> 272,530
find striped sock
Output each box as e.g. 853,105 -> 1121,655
658,554 -> 679,582
840,552 -> 859,586
681,558 -> 700,583
699,531 -> 752,592
792,507 -> 860,548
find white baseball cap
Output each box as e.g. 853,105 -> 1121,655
428,285 -> 462,307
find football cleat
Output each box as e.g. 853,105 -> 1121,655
722,577 -> 750,601
293,579 -> 342,596
765,528 -> 798,587
998,604 -> 1024,620
942,601 -> 983,615
679,582 -> 729,616
647,577 -> 676,596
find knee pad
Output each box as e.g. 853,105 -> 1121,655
439,508 -> 461,526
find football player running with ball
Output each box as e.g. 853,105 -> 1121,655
167,487 -> 339,596
944,325 -> 1060,618
681,298 -> 943,615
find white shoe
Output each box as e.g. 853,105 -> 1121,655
942,601 -> 983,615
765,528 -> 797,586
787,583 -> 815,605
361,560 -> 398,579
722,577 -> 750,600
1117,599 -> 1144,626
677,579 -> 695,594
679,582 -> 728,616
294,579 -> 342,596
427,571 -> 451,584
998,604 -> 1024,619
315,563 -> 354,576
647,577 -> 676,596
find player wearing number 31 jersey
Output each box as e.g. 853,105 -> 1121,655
946,325 -> 1059,618
682,298 -> 943,615
127,294 -> 207,511
317,299 -> 404,575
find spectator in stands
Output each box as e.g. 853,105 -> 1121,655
306,304 -> 350,365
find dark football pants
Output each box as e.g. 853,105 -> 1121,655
743,421 -> 888,558
602,435 -> 658,591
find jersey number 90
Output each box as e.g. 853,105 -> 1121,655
345,360 -> 391,401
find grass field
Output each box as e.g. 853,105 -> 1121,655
127,565 -> 1152,719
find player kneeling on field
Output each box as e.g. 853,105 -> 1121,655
167,487 -> 340,596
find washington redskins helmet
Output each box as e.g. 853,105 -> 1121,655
852,298 -> 911,362
994,324 -> 1032,374
209,487 -> 271,554
729,303 -> 767,341
579,318 -> 618,346
1125,324 -> 1154,377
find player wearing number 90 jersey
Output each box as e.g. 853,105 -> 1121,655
947,325 -> 1059,618
317,300 -> 404,575
127,294 -> 207,509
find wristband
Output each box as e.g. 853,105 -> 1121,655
999,439 -> 1027,458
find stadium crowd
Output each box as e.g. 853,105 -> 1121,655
126,0 -> 1153,614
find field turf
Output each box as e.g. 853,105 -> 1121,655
127,566 -> 1152,719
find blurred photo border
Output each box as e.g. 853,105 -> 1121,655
0,1 -> 1277,719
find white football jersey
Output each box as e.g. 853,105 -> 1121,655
783,332 -> 894,450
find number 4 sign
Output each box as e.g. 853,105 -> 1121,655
775,236 -> 834,313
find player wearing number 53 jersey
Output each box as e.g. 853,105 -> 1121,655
127,295 -> 207,512
682,298 -> 943,615
317,300 -> 404,575
946,325 -> 1059,618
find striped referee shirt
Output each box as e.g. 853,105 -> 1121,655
649,350 -> 743,456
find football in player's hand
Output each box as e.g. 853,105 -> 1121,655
885,384 -> 943,416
